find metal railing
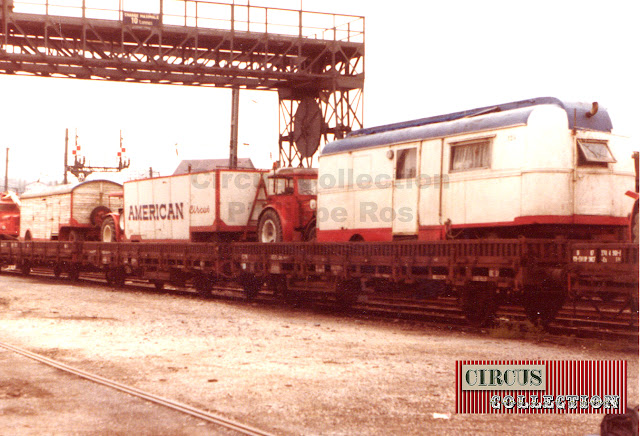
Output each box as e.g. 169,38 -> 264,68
8,0 -> 365,42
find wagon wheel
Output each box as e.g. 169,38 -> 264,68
105,269 -> 113,286
523,288 -> 566,327
169,270 -> 187,288
270,275 -> 298,305
460,286 -> 498,328
105,267 -> 124,287
21,260 -> 31,276
194,274 -> 213,297
68,264 -> 81,281
241,274 -> 263,300
53,263 -> 63,278
335,278 -> 361,309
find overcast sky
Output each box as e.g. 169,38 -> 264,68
0,0 -> 637,184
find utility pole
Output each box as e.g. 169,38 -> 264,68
4,148 -> 8,192
229,87 -> 240,169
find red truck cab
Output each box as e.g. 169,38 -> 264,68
257,168 -> 317,242
0,192 -> 20,239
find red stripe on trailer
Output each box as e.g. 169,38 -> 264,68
320,215 -> 628,242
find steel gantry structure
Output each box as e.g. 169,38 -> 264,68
0,0 -> 364,167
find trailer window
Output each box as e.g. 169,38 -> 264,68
577,140 -> 616,166
396,148 -> 417,179
450,139 -> 491,171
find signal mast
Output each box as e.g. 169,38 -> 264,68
63,128 -> 130,183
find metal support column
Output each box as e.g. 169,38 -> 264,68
229,87 -> 240,169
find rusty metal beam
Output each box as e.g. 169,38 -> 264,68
0,3 -> 365,167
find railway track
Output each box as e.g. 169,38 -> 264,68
3,266 -> 638,341
0,340 -> 273,436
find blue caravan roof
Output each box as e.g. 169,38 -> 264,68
320,97 -> 612,156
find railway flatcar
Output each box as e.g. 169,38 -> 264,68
1,98 -> 635,330
20,180 -> 122,241
317,97 -> 635,242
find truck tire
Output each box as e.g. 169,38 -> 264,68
304,219 -> 316,241
90,206 -> 111,226
101,217 -> 117,242
258,210 -> 282,243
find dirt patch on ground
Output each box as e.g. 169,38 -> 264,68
0,274 -> 637,435
0,379 -> 53,400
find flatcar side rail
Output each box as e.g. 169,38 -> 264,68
568,242 -> 639,299
0,240 -> 637,296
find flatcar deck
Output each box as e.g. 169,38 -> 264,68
0,239 -> 637,328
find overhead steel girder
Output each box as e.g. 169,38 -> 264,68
1,13 -> 363,90
0,52 -> 364,90
1,10 -> 364,167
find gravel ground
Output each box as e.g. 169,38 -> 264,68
0,348 -> 237,435
0,273 -> 637,435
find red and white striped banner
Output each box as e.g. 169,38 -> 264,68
456,360 -> 627,414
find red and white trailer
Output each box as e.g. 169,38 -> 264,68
102,167 -> 319,243
19,180 -> 123,241
104,169 -> 269,242
317,98 -> 635,242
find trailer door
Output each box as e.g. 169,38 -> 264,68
392,147 -> 419,236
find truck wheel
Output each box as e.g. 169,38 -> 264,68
304,220 -> 316,242
101,217 -> 117,242
90,206 -> 111,226
258,210 -> 282,243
